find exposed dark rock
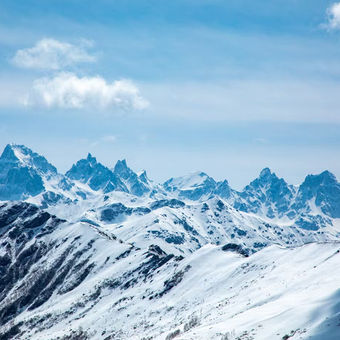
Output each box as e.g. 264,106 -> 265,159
221,243 -> 249,257
150,199 -> 185,210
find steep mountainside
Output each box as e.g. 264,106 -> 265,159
66,153 -> 128,194
0,144 -> 56,200
0,202 -> 340,339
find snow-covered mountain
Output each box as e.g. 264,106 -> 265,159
65,153 -> 129,194
163,172 -> 233,201
1,143 -> 339,232
113,159 -> 152,196
65,153 -> 153,198
0,144 -> 57,200
293,170 -> 340,218
233,167 -> 296,218
164,168 -> 340,231
1,143 -> 340,339
0,201 -> 340,339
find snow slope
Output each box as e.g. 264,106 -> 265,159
0,202 -> 340,339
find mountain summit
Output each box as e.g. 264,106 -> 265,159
294,170 -> 340,218
0,144 -> 57,176
66,154 -> 128,193
113,159 -> 151,196
236,168 -> 296,218
0,144 -> 57,200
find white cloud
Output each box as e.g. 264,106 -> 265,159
327,3 -> 340,29
12,38 -> 96,70
24,72 -> 149,112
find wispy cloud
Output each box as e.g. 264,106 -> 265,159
326,2 -> 340,30
23,72 -> 149,112
12,38 -> 96,70
91,135 -> 117,147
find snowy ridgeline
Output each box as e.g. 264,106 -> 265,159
0,201 -> 340,339
0,144 -> 340,339
0,143 -> 339,231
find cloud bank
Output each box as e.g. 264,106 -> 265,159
24,72 -> 149,111
327,2 -> 340,29
12,38 -> 95,70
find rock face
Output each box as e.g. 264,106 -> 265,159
0,202 -> 65,325
113,159 -> 151,196
66,153 -> 128,193
234,168 -> 296,218
293,170 -> 340,218
65,155 -> 152,196
0,144 -> 57,200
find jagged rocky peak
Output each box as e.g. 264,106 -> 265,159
302,170 -> 337,187
113,159 -> 132,179
250,167 -> 281,186
214,179 -> 232,199
238,168 -> 295,218
296,170 -> 340,218
247,168 -> 280,193
0,143 -> 18,161
113,159 -> 151,196
246,167 -> 290,189
0,143 -> 57,176
114,158 -> 127,170
66,153 -> 101,181
138,170 -> 150,184
66,154 -> 128,193
0,144 -> 59,201
86,152 -> 97,165
65,155 -> 151,196
259,167 -> 272,178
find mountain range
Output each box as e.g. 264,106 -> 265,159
1,143 -> 339,229
0,143 -> 340,339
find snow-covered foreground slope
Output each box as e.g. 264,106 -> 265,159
1,202 -> 340,340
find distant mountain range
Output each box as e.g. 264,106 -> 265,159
0,143 -> 339,230
1,143 -> 340,339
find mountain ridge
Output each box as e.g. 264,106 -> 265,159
0,143 -> 339,232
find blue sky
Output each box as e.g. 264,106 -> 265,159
0,0 -> 340,189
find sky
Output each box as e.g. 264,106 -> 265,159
0,0 -> 340,189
